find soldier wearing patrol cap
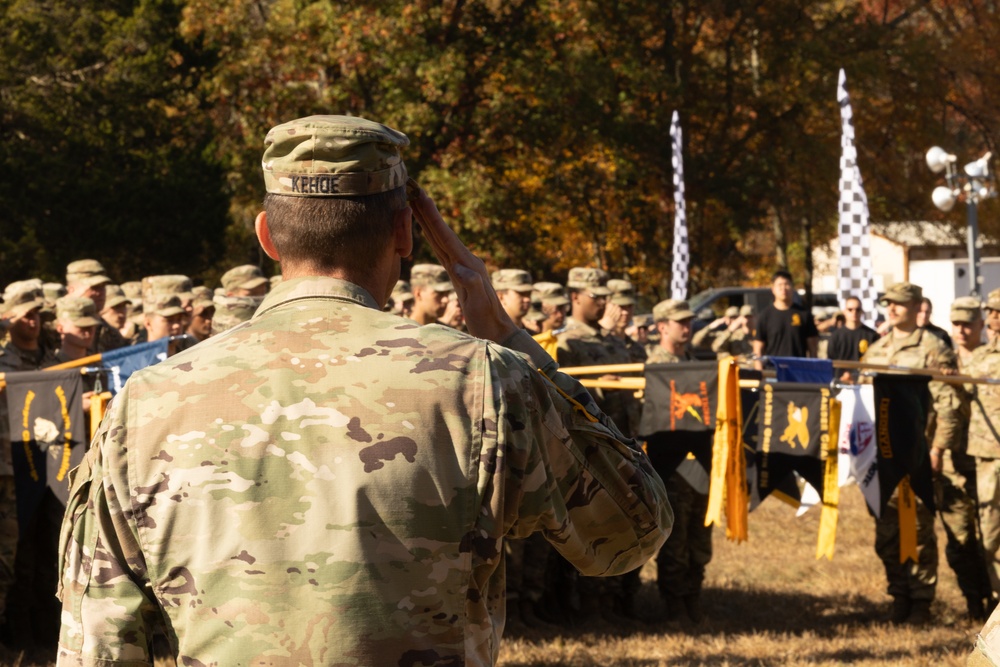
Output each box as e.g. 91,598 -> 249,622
712,304 -> 756,361
933,295 -> 994,621
390,279 -> 415,319
692,305 -> 737,352
556,267 -> 645,621
535,282 -> 569,333
185,287 -> 215,343
210,294 -> 259,335
492,269 -> 534,329
861,282 -> 961,624
409,263 -> 452,325
53,296 -> 103,365
599,279 -> 646,364
142,292 -> 187,356
221,265 -> 270,298
0,280 -> 57,372
646,298 -> 713,624
56,115 -> 670,666
65,260 -> 128,354
967,289 -> 1000,608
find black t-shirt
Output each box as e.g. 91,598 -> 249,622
754,305 -> 819,358
825,324 -> 879,361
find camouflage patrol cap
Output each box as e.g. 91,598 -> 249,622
55,296 -> 102,327
725,306 -> 739,318
212,294 -> 261,334
191,286 -> 214,312
633,314 -> 653,328
262,115 -> 409,197
951,296 -> 983,323
879,282 -> 922,305
144,293 -> 185,318
739,304 -> 754,316
566,267 -> 612,296
103,285 -> 130,310
2,279 -> 45,319
524,308 -> 547,323
533,282 -> 570,307
66,259 -> 111,288
222,265 -> 268,293
653,299 -> 696,322
391,280 -> 414,303
121,281 -> 142,301
986,288 -> 1000,312
410,264 -> 453,292
143,275 -> 193,305
607,279 -> 637,306
492,269 -> 534,293
43,282 -> 67,306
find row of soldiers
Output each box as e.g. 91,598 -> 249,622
390,262 -> 1000,632
0,259 -> 285,649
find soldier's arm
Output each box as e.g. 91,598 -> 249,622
57,392 -> 161,666
691,325 -> 713,350
928,344 -> 961,454
711,328 -> 734,353
487,341 -> 671,577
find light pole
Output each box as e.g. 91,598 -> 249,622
926,147 -> 996,296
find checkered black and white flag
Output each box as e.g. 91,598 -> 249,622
670,111 -> 689,301
837,69 -> 877,327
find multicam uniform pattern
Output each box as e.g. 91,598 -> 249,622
861,328 -> 960,603
56,277 -> 671,666
967,336 -> 1000,599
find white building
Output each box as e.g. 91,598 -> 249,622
812,221 -> 999,328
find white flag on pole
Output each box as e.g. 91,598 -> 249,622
670,111 -> 689,301
837,70 -> 878,327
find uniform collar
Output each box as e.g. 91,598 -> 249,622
254,276 -> 380,319
888,326 -> 923,350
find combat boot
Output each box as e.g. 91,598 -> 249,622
683,594 -> 704,625
967,596 -> 987,622
661,594 -> 689,625
889,596 -> 910,624
908,599 -> 932,625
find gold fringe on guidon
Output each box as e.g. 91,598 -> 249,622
705,358 -> 747,541
816,398 -> 841,560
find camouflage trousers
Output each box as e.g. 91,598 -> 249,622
657,472 -> 712,598
874,489 -> 937,601
976,457 -> 1000,596
936,452 -> 991,604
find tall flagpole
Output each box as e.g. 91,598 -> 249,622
837,69 -> 878,327
670,111 -> 689,301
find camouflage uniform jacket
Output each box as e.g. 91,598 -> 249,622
645,345 -> 695,364
712,327 -> 753,359
56,276 -> 671,667
557,318 -> 637,436
89,320 -> 128,355
966,336 -> 1000,459
860,327 -> 961,452
0,340 -> 58,373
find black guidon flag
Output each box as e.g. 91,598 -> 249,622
872,374 -> 934,513
754,382 -> 829,503
4,369 -> 87,527
639,362 -> 718,490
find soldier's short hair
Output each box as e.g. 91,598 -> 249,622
263,188 -> 406,274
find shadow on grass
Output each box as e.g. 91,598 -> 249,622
504,581 -> 962,642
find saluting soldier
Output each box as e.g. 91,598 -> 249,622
712,304 -> 756,361
937,297 -> 993,620
861,282 -> 960,625
65,260 -> 127,354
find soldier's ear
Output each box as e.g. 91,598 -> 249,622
255,211 -> 281,261
393,206 -> 413,259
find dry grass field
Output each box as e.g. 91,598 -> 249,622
499,486 -> 979,667
1,486 -> 980,666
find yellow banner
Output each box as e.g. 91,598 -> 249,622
816,398 -> 841,560
705,358 -> 747,541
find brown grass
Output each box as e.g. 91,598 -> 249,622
1,487 -> 977,666
499,486 -> 979,666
